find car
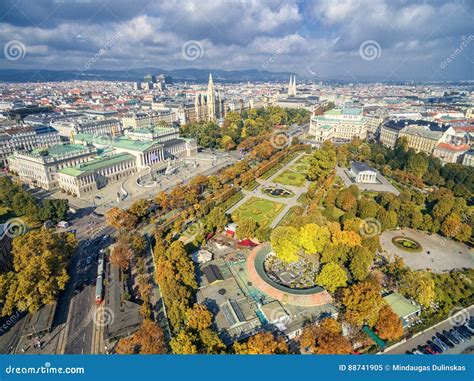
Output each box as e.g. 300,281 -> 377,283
102,234 -> 109,241
443,330 -> 460,345
432,336 -> 448,351
412,349 -> 423,355
465,317 -> 474,333
427,341 -> 443,353
457,325 -> 472,339
436,332 -> 454,348
450,328 -> 465,342
422,345 -> 437,355
86,256 -> 92,265
405,350 -> 413,354
417,345 -> 432,355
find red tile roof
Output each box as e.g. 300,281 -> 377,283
436,142 -> 470,152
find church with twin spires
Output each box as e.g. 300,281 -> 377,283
194,74 -> 226,122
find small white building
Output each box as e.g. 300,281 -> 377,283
350,162 -> 378,184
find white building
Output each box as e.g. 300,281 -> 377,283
0,125 -> 61,166
57,153 -> 136,197
8,144 -> 98,190
309,107 -> 368,142
350,162 -> 378,184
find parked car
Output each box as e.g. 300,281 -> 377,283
457,325 -> 472,339
412,349 -> 423,355
443,330 -> 460,345
57,221 -> 69,228
436,332 -> 454,348
432,336 -> 448,351
427,341 -> 443,353
450,328 -> 465,343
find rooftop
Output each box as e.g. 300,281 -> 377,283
30,144 -> 90,158
59,152 -> 134,177
383,292 -> 420,319
75,133 -> 161,152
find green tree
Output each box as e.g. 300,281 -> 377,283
299,224 -> 330,254
399,270 -> 435,308
236,218 -> 258,239
316,262 -> 348,292
270,226 -> 300,262
1,229 -> 77,316
342,281 -> 383,327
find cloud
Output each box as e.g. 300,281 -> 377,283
0,0 -> 472,80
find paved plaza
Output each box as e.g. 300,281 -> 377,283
380,228 -> 474,273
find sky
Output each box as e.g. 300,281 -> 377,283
0,0 -> 473,81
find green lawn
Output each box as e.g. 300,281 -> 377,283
273,170 -> 307,187
232,197 -> 284,228
290,155 -> 312,174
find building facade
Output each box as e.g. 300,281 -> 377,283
8,144 -> 98,190
121,110 -> 174,129
58,153 -> 137,197
194,74 -> 226,122
0,125 -> 62,166
309,107 -> 368,142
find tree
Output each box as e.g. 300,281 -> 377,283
374,305 -> 403,341
170,330 -> 199,354
128,199 -> 152,218
441,213 -> 462,238
270,226 -> 300,262
307,146 -> 336,182
300,318 -> 352,354
186,304 -> 213,331
406,153 -> 428,178
206,207 -> 228,231
110,239 -> 133,270
106,207 -> 137,231
1,229 -> 76,316
116,319 -> 167,354
316,262 -> 348,292
342,281 -> 383,327
349,246 -> 374,281
233,332 -> 288,354
399,270 -> 435,308
299,224 -> 330,254
236,218 -> 258,239
336,189 -> 357,212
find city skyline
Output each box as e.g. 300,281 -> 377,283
0,0 -> 473,82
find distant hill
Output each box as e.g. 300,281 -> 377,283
0,68 -> 296,83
